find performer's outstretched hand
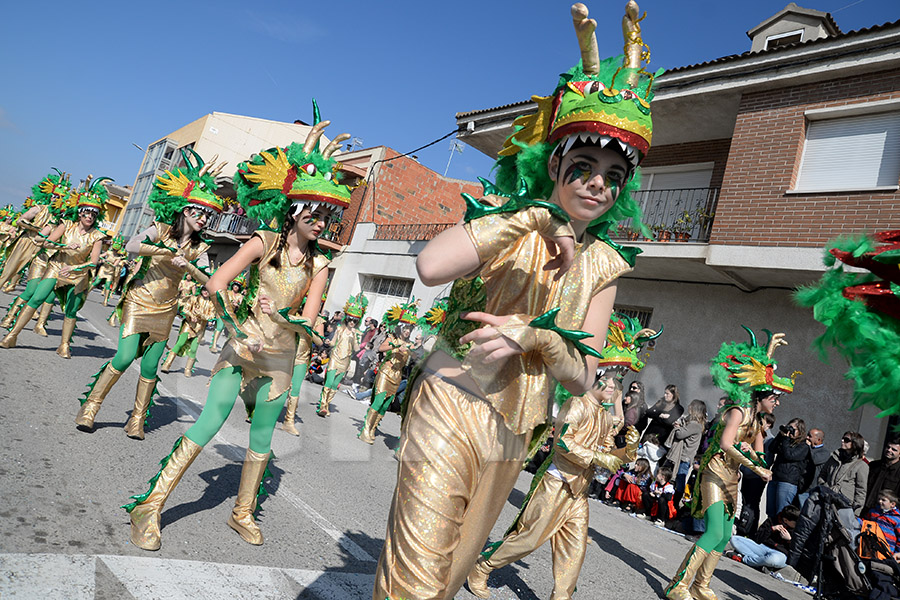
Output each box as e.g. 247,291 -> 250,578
541,233 -> 575,280
460,312 -> 524,363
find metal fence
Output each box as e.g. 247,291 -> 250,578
616,187 -> 720,242
206,212 -> 257,236
373,222 -> 455,241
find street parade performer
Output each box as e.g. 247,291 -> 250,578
93,235 -> 127,306
316,293 -> 366,417
124,108 -> 352,551
373,3 -> 658,597
0,170 -> 70,292
75,150 -> 224,437
665,327 -> 799,600
467,312 -> 659,599
210,273 -> 246,353
358,300 -> 419,444
0,176 -> 108,357
159,277 -> 216,377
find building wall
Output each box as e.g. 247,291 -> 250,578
641,138 -> 732,189
615,276 -> 887,449
711,68 -> 900,247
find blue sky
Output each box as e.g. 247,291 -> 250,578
0,0 -> 896,208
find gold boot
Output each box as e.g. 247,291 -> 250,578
126,435 -> 202,551
665,544 -> 709,600
1,297 -> 25,329
183,357 -> 195,378
358,408 -> 383,445
159,351 -> 176,373
690,550 -> 722,600
124,376 -> 156,440
33,302 -> 53,336
76,361 -> 124,431
103,287 -> 112,306
0,304 -> 36,348
227,448 -> 270,545
107,311 -> 118,327
281,396 -> 300,436
317,387 -> 336,417
466,557 -> 493,599
210,329 -> 221,353
56,317 -> 77,358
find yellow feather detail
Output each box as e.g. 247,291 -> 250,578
497,95 -> 554,158
243,147 -> 291,192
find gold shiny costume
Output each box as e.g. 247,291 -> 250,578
43,221 -> 106,294
0,205 -> 53,290
467,394 -> 623,600
212,230 -> 330,401
697,405 -> 761,519
119,222 -> 210,344
317,322 -> 359,416
374,203 -> 632,600
373,336 -> 412,400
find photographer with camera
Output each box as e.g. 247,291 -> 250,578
767,417 -> 810,518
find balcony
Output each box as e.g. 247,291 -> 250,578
373,222 -> 455,241
206,212 -> 257,236
614,187 -> 720,243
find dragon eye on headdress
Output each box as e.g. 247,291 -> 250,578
302,163 -> 316,176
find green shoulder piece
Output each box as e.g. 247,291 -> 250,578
314,241 -> 332,260
462,177 -> 570,224
215,291 -> 248,339
276,307 -> 316,339
529,308 -> 602,359
586,221 -> 642,267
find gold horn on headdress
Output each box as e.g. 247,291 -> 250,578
322,134 -> 351,159
571,4 -> 599,76
302,121 -> 330,155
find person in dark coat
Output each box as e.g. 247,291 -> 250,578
643,384 -> 683,443
767,417 -> 810,518
798,428 -> 829,508
865,436 -> 900,513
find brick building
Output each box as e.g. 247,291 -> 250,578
456,5 -> 900,447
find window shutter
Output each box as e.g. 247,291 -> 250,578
797,112 -> 900,191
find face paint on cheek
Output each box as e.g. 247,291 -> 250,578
564,163 -> 592,185
605,177 -> 620,200
304,216 -> 318,225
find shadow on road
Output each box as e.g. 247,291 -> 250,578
588,526 -> 669,597
293,529 -> 383,599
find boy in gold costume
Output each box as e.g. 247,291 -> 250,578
317,293 -> 366,416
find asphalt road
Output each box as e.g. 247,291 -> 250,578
0,288 -> 804,599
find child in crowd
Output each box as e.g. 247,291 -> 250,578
862,489 -> 900,560
728,505 -> 800,570
646,465 -> 676,524
616,458 -> 652,512
638,433 -> 667,476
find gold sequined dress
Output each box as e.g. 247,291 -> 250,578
43,221 -> 106,293
0,205 -> 54,287
119,222 -> 209,344
375,201 -> 633,600
696,405 -> 761,518
328,323 -> 360,375
212,230 -> 329,401
373,336 -> 411,398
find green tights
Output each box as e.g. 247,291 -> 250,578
28,278 -> 84,318
110,329 -> 168,380
371,391 -> 394,416
17,278 -> 54,308
696,501 -> 735,553
169,331 -> 200,359
185,366 -> 286,454
290,362 -> 308,397
323,369 -> 345,390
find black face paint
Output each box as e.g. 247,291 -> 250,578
564,162 -> 592,185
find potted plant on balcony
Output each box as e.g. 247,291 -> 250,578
651,223 -> 672,242
672,210 -> 694,242
695,208 -> 715,238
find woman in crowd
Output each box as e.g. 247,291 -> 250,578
665,328 -> 798,600
767,417 -> 810,517
124,114 -> 353,550
819,431 -> 868,516
666,399 -> 707,507
644,384 -> 684,443
75,151 -> 223,438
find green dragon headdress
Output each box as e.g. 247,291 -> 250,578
33,168 -> 72,207
711,326 -> 800,406
417,297 -> 449,339
72,174 -> 113,221
796,231 -> 900,416
148,149 -> 225,225
491,2 -> 660,231
343,293 -> 369,320
110,234 -> 126,252
233,100 -> 353,229
597,312 -> 662,377
383,298 -> 419,328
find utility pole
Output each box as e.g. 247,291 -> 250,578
444,138 -> 464,177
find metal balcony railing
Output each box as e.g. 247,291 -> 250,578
206,212 -> 257,236
373,222 -> 455,241
614,187 -> 720,242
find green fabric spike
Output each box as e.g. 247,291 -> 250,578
556,423 -> 571,452
276,308 -> 316,339
79,361 -> 111,406
874,249 -> 900,265
144,379 -> 159,427
122,436 -> 183,513
462,187 -> 570,225
529,308 -> 602,359
215,291 -> 248,339
189,259 -> 211,278
314,241 -> 332,261
586,221 -> 642,267
142,237 -> 177,253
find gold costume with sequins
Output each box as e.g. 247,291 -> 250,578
119,222 -> 209,344
374,202 -> 632,600
373,337 -> 412,399
696,405 -> 761,519
328,324 -> 359,374
0,205 -> 53,288
212,230 -> 329,401
43,221 -> 106,293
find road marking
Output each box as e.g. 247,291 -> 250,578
83,314 -> 376,563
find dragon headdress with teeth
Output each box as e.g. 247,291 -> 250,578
383,299 -> 419,329
33,168 -> 73,209
711,326 -> 800,406
233,100 -> 353,229
343,293 -> 369,320
490,2 -> 660,234
417,297 -> 449,339
69,174 -> 113,222
796,231 -> 900,416
597,312 -> 662,377
147,149 -> 225,225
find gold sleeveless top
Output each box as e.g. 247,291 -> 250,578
698,405 -> 761,518
374,336 -> 413,397
44,221 -> 106,290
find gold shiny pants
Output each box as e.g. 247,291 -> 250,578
0,238 -> 39,290
482,474 -> 588,600
373,374 -> 529,600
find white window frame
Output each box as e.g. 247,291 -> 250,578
789,99 -> 900,194
764,29 -> 804,51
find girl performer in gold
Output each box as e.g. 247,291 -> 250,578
373,4 -> 658,598
75,150 -> 224,438
316,293 -> 366,417
159,279 -> 216,377
357,303 -> 419,444
665,328 -> 798,600
124,112 -> 353,550
0,177 -> 108,356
